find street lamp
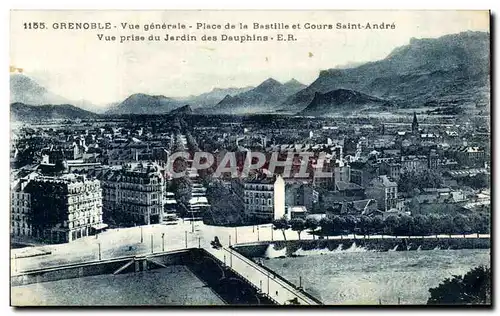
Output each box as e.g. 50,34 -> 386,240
267,272 -> 270,294
140,226 -> 143,243
235,227 -> 238,244
151,234 -> 154,254
98,243 -> 101,261
257,226 -> 260,241
185,231 -> 188,248
162,233 -> 165,252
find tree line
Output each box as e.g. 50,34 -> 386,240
272,213 -> 490,240
428,265 -> 491,305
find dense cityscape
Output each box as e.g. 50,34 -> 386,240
11,112 -> 490,245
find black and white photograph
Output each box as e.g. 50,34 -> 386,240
8,9 -> 491,306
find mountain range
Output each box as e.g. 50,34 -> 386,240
10,74 -> 99,112
204,78 -> 307,114
10,31 -> 490,119
283,31 -> 490,112
180,86 -> 254,108
11,102 -> 98,122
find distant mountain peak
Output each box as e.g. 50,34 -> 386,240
107,93 -> 183,115
258,78 -> 282,88
299,88 -> 389,116
285,78 -> 301,84
169,104 -> 193,115
126,93 -> 170,101
284,78 -> 306,89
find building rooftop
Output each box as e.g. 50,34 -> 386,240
336,181 -> 364,191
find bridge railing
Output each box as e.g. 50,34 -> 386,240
221,247 -> 322,305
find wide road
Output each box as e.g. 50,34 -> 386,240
10,220 -> 490,274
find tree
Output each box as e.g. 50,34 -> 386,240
383,215 -> 400,236
398,170 -> 444,194
305,217 -> 319,239
290,218 -> 306,240
330,216 -> 345,235
357,215 -> 373,237
319,217 -> 334,237
408,198 -> 422,215
171,176 -> 192,209
427,266 -> 491,305
395,214 -> 415,236
439,215 -> 455,237
371,216 -> 384,235
272,218 -> 290,241
453,215 -> 472,237
462,173 -> 489,190
475,214 -> 490,234
413,214 -> 430,236
427,214 -> 441,236
343,215 -> 357,234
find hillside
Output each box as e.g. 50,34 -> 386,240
106,93 -> 184,115
283,31 -> 490,112
299,89 -> 392,116
169,104 -> 193,115
10,74 -> 99,112
11,102 -> 99,121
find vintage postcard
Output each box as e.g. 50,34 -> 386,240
9,10 -> 491,306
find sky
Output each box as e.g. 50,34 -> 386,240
10,10 -> 489,106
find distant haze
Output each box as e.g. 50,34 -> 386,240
10,10 -> 489,106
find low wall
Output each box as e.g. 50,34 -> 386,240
11,248 -> 279,305
234,237 -> 490,258
11,250 -> 190,287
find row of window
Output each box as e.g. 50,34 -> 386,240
12,221 -> 31,228
12,201 -> 30,207
68,184 -> 100,194
244,184 -> 274,191
66,216 -> 102,228
12,193 -> 30,201
245,198 -> 273,206
68,209 -> 103,220
68,202 -> 102,212
244,192 -> 273,198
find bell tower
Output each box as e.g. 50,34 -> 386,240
412,112 -> 419,134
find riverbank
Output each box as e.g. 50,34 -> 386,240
261,248 -> 490,305
234,237 -> 490,258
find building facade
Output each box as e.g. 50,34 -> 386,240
365,175 -> 398,212
242,175 -> 285,222
85,162 -> 164,225
23,174 -> 104,243
11,178 -> 32,237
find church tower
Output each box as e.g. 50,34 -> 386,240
412,112 -> 419,134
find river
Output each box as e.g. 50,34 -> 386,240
261,246 -> 490,305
